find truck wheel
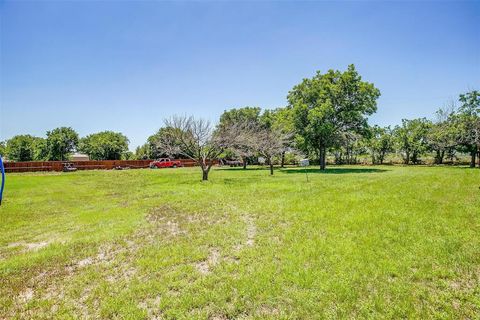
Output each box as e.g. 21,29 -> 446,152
173,164 -> 177,168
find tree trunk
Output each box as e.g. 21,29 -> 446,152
319,146 -> 326,170
405,152 -> 410,165
201,164 -> 211,181
477,151 -> 480,168
280,151 -> 285,168
435,150 -> 441,164
470,150 -> 476,168
242,156 -> 247,170
412,151 -> 418,164
435,150 -> 445,164
267,156 -> 274,175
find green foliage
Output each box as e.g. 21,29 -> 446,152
459,90 -> 480,116
78,131 -> 129,160
5,135 -> 46,161
260,107 -> 295,134
31,137 -> 49,161
427,108 -> 460,164
368,125 -> 394,164
393,118 -> 432,164
218,106 -> 261,129
455,90 -> 480,166
45,127 -> 79,161
332,132 -> 368,165
134,143 -> 151,160
145,127 -> 184,159
122,151 -> 134,160
0,141 -> 6,157
288,64 -> 380,169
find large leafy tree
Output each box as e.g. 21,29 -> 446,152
393,118 -> 432,164
288,65 -> 380,170
79,131 -> 129,160
45,127 -> 79,161
5,135 -> 45,161
455,90 -> 480,167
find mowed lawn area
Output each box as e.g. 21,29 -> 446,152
0,166 -> 479,319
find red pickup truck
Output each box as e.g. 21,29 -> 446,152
149,158 -> 183,169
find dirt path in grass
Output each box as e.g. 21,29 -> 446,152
8,204 -> 259,318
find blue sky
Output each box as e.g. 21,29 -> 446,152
1,1 -> 479,150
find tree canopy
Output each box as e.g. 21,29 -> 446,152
393,118 -> 432,164
5,135 -> 45,161
218,107 -> 262,168
45,127 -> 79,161
288,64 -> 380,169
156,116 -> 240,180
455,90 -> 480,167
79,131 -> 129,160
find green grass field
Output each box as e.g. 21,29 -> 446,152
1,166 -> 479,319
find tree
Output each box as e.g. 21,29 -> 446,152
218,107 -> 262,169
146,127 -> 187,160
253,125 -> 292,175
332,131 -> 367,165
78,131 -> 129,160
45,127 -> 79,161
427,106 -> 460,164
368,125 -> 394,164
122,151 -> 134,160
261,107 -> 295,167
0,141 -> 6,157
455,90 -> 480,168
393,118 -> 431,164
32,137 -> 49,161
288,65 -> 380,170
155,116 -> 237,181
5,135 -> 42,161
135,143 -> 151,160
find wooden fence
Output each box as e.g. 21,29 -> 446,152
4,159 -> 211,173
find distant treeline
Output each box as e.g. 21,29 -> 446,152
1,65 -> 479,168
0,130 -> 130,162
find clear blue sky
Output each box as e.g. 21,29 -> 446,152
1,1 -> 479,150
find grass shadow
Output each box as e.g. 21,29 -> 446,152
280,167 -> 388,174
215,167 -> 267,172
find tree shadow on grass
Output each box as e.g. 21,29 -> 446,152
280,167 -> 389,174
443,165 -> 480,170
215,167 -> 267,172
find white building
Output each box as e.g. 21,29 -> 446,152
70,153 -> 89,161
